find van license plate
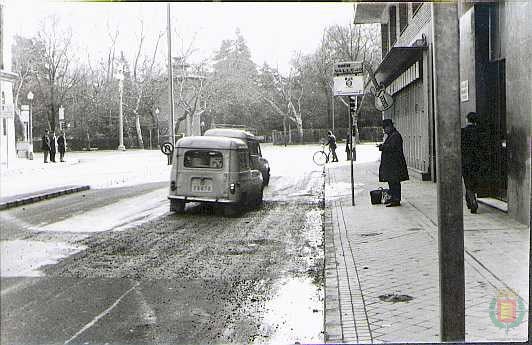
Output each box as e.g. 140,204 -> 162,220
191,178 -> 213,192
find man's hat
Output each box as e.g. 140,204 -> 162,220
382,119 -> 394,128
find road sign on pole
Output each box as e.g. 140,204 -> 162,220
333,75 -> 364,96
333,61 -> 363,76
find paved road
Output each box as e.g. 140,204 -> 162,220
1,145 -> 327,345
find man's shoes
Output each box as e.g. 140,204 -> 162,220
44,161 -> 48,163
471,208 -> 477,214
386,201 -> 401,207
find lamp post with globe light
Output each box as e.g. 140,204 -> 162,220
116,68 -> 126,151
27,91 -> 34,160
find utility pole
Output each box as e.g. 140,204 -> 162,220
167,3 -> 175,145
432,2 -> 465,341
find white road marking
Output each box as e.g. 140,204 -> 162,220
63,281 -> 140,345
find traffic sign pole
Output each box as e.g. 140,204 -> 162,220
349,96 -> 356,206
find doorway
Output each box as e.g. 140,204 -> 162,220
485,59 -> 507,201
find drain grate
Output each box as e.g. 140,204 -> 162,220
378,293 -> 414,303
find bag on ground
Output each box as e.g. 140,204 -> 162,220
370,187 -> 391,205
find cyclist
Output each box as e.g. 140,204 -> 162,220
326,130 -> 338,162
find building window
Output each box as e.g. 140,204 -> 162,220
412,2 -> 422,16
2,118 -> 6,136
389,6 -> 397,46
399,3 -> 408,33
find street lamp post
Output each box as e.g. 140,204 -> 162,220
27,91 -> 34,160
155,107 -> 160,146
116,69 -> 126,151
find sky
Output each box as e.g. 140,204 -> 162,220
4,1 -> 356,74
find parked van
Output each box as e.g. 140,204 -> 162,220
204,128 -> 270,186
168,136 -> 264,216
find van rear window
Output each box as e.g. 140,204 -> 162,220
184,150 -> 223,169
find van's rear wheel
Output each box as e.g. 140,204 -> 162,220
170,199 -> 185,213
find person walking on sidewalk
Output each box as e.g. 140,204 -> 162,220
461,112 -> 481,213
41,129 -> 50,163
49,131 -> 58,163
378,119 -> 409,207
57,131 -> 66,162
326,130 -> 338,162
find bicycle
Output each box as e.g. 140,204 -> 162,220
313,144 -> 331,166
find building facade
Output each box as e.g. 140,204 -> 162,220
354,1 -> 531,224
0,3 -> 17,168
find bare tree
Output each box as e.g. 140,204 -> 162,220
32,15 -> 79,131
320,23 -> 380,142
173,33 -> 208,136
129,20 -> 164,148
256,59 -> 304,143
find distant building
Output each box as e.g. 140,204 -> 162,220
354,1 -> 530,224
0,3 -> 17,167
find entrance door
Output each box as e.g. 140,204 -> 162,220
486,59 -> 507,201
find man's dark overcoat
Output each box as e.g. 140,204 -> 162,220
461,123 -> 481,189
49,134 -> 57,153
41,134 -> 50,151
57,135 -> 66,154
379,129 -> 409,182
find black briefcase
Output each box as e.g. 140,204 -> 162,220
369,187 -> 390,205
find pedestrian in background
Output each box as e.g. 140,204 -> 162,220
378,119 -> 409,207
326,130 -> 338,162
345,132 -> 352,160
49,131 -> 57,163
461,111 -> 481,213
41,129 -> 50,163
58,131 -> 66,162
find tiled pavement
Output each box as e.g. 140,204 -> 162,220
323,146 -> 529,343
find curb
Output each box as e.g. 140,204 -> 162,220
0,185 -> 90,210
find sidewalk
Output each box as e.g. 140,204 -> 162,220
323,145 -> 529,343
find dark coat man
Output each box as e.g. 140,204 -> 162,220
57,132 -> 66,162
378,119 -> 409,206
49,132 -> 57,163
461,112 -> 481,213
41,129 -> 50,163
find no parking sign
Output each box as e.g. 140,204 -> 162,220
160,142 -> 174,165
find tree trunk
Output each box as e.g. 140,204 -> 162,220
282,116 -> 287,146
353,114 -> 360,144
191,113 -> 201,136
135,114 -> 144,148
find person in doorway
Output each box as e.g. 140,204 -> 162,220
378,119 -> 409,207
326,130 -> 338,162
41,129 -> 50,163
461,112 -> 481,213
57,131 -> 66,162
49,131 -> 57,163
